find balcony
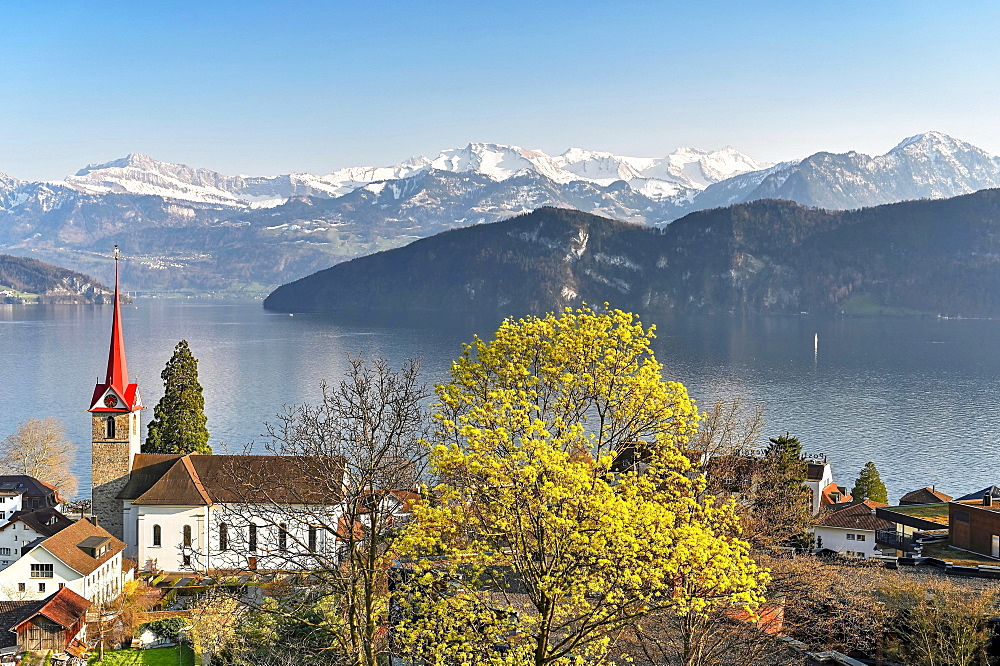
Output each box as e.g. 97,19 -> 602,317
876,529 -> 916,551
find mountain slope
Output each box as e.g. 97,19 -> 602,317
0,254 -> 115,303
693,132 -> 1000,210
264,191 -> 1000,318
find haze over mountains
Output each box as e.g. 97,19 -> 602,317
2,132 -> 999,292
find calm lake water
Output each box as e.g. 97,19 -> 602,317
1,300 -> 998,502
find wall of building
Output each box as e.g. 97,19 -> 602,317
812,526 -> 881,558
132,503 -> 342,572
0,551 -> 82,601
0,521 -> 43,571
134,505 -> 205,573
91,410 -> 141,543
950,502 -> 1000,559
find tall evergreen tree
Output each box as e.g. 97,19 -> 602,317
851,461 -> 888,503
755,431 -> 813,549
144,340 -> 211,454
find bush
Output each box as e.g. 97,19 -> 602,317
141,617 -> 187,642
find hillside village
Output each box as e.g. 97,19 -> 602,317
0,258 -> 999,666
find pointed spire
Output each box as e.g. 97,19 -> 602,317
105,246 -> 130,395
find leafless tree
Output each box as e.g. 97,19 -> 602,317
206,356 -> 429,666
0,417 -> 78,497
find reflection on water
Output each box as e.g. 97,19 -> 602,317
0,301 -> 997,502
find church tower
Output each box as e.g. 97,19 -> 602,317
88,247 -> 143,541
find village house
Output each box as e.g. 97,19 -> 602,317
898,486 -> 952,505
804,460 -> 852,514
0,587 -> 90,661
811,500 -> 893,558
0,508 -> 75,571
0,516 -> 126,603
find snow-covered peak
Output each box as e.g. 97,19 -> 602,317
889,131 -> 973,155
428,143 -> 568,182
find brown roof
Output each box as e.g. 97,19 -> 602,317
9,587 -> 90,630
123,454 -> 344,506
116,454 -> 184,501
816,500 -> 894,531
899,487 -> 952,505
806,463 -> 828,481
35,518 -> 125,576
0,602 -> 35,649
0,508 -> 75,537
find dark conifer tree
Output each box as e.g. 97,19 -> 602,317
755,432 -> 813,549
144,340 -> 211,454
851,461 -> 888,503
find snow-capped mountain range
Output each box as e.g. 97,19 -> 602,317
0,142 -> 767,210
1,131 -> 999,293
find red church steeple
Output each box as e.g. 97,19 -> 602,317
89,246 -> 143,413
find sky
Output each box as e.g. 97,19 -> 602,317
2,1 -> 1000,181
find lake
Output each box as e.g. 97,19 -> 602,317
1,300 -> 997,503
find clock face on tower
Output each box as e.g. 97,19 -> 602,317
103,394 -> 118,409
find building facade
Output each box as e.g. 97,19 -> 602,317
118,453 -> 345,572
950,499 -> 1000,559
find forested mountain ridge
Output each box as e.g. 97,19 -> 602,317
264,190 -> 1000,317
0,254 -> 115,304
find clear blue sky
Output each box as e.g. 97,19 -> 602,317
2,1 -> 999,180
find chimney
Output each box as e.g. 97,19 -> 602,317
88,515 -> 99,526
984,493 -> 993,507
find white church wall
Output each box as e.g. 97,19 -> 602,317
135,505 -> 206,573
131,503 -> 344,572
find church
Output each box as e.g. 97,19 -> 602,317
89,251 -> 345,573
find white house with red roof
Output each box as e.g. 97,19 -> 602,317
805,461 -> 853,514
811,499 -> 894,558
0,516 -> 126,603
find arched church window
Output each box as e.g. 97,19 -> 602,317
183,525 -> 192,548
152,525 -> 161,547
105,416 -> 115,439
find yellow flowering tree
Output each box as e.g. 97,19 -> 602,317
396,307 -> 768,666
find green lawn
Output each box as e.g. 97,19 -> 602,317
89,645 -> 194,666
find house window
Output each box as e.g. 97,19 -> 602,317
30,564 -> 53,578
278,524 -> 288,551
308,526 -> 318,552
249,524 -> 257,553
37,583 -> 45,593
58,583 -> 64,590
182,525 -> 192,548
183,554 -> 191,567
856,534 -> 866,541
846,534 -> 856,541
152,525 -> 161,547
17,583 -> 24,592
105,416 -> 116,439
955,510 -> 970,524
0,548 -> 10,556
219,523 -> 228,551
